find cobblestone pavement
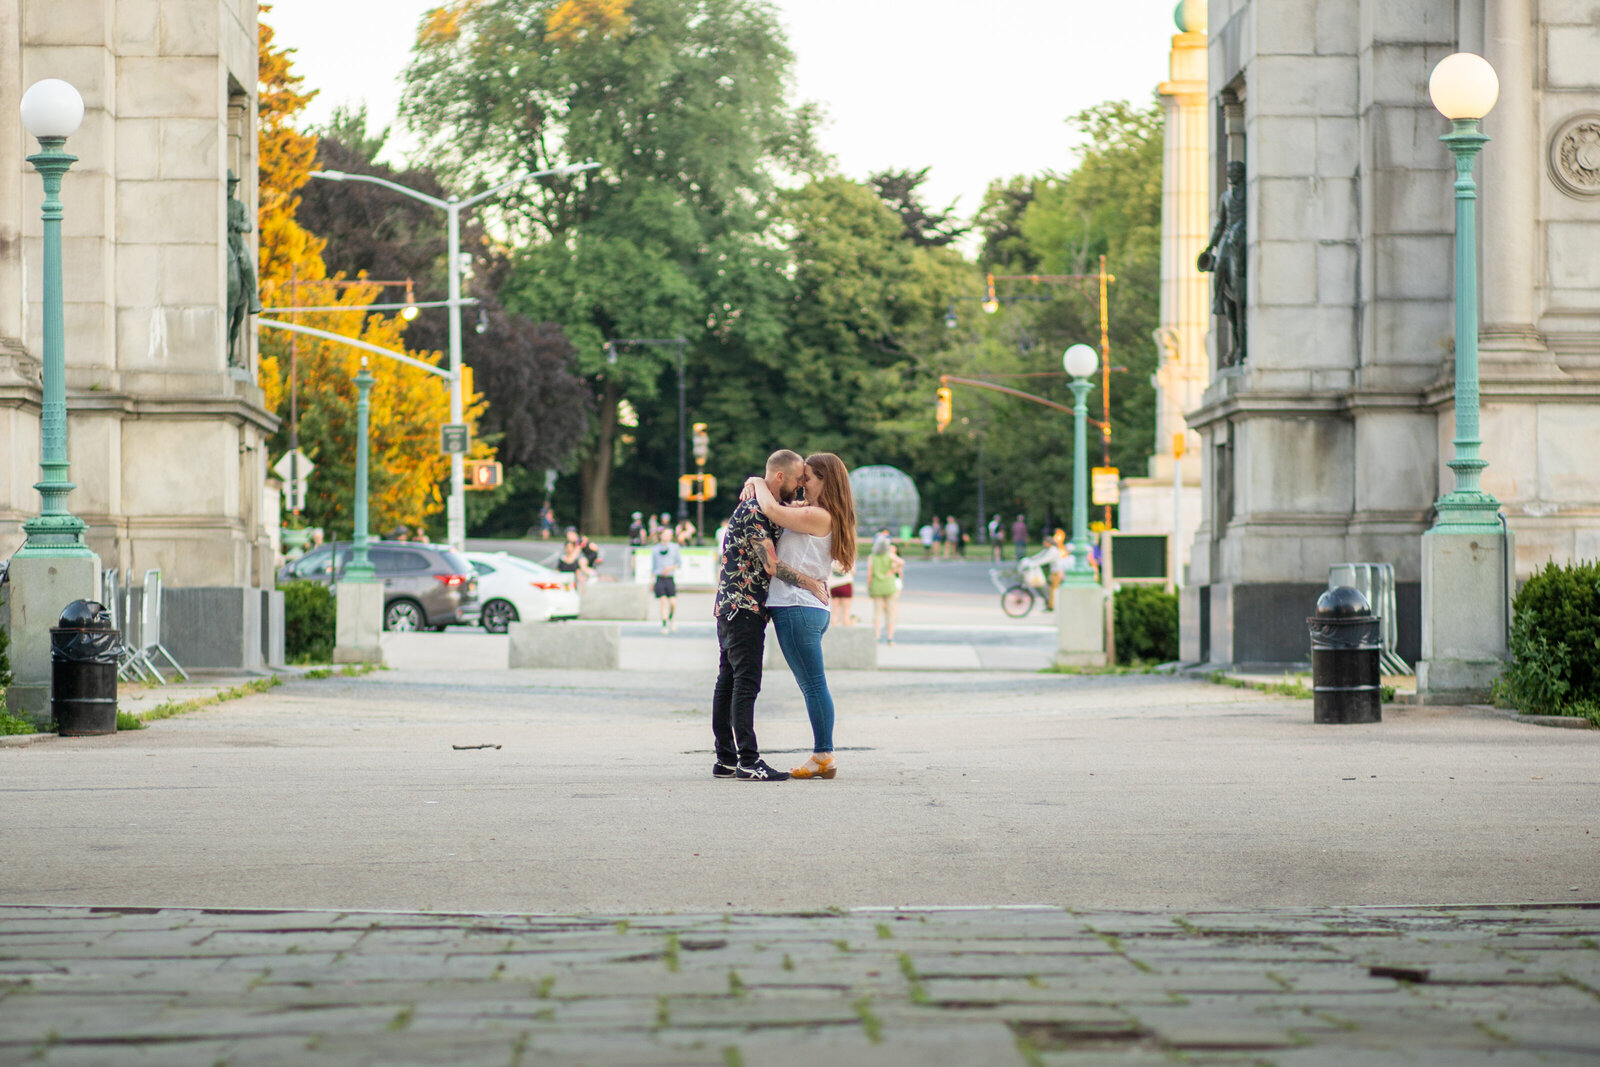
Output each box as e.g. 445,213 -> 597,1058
1,903 -> 1597,1066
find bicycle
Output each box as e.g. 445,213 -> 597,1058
989,560 -> 1047,618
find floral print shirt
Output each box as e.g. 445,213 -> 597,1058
714,498 -> 779,620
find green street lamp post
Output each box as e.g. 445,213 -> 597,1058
1428,53 -> 1502,534
16,79 -> 92,559
1063,344 -> 1100,586
346,358 -> 377,583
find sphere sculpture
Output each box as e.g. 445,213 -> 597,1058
850,465 -> 921,537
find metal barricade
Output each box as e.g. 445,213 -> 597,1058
1328,562 -> 1410,676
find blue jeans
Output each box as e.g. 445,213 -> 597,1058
769,606 -> 834,753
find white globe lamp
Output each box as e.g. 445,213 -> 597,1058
20,79 -> 84,139
1063,344 -> 1099,379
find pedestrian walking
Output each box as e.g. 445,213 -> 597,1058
650,526 -> 681,632
742,452 -> 857,780
627,512 -> 647,546
828,558 -> 855,628
919,520 -> 935,558
1011,514 -> 1028,560
931,515 -> 946,559
945,515 -> 960,560
556,528 -> 593,591
867,535 -> 904,645
988,513 -> 1003,561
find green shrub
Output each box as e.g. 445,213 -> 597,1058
0,710 -> 35,735
1113,585 -> 1179,665
280,582 -> 336,663
1493,560 -> 1600,719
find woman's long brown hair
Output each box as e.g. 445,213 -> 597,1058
805,453 -> 857,572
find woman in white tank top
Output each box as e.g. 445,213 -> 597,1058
742,453 -> 858,779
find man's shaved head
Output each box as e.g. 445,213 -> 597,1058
765,449 -> 803,476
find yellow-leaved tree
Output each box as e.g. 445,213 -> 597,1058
256,8 -> 486,541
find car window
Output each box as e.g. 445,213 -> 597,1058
294,547 -> 333,577
471,561 -> 497,576
370,548 -> 430,574
440,551 -> 473,575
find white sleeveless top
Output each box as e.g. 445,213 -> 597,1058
766,528 -> 832,610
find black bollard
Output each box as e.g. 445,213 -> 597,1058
1307,586 -> 1382,724
51,599 -> 121,736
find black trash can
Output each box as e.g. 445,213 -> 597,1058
51,599 -> 121,736
1307,586 -> 1382,724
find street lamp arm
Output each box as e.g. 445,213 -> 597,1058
459,161 -> 601,209
939,375 -> 1108,430
309,169 -> 450,210
259,318 -> 453,379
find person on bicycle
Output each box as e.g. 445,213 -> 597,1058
1027,530 -> 1069,612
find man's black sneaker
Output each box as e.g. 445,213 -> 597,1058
736,759 -> 789,781
712,762 -> 738,779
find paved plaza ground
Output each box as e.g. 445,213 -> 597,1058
3,589 -> 1597,1063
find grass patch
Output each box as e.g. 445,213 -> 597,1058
897,952 -> 928,1004
1040,661 -> 1160,676
0,710 -> 38,736
115,711 -> 145,731
852,995 -> 883,1043
139,677 -> 283,723
875,922 -> 892,940
1208,670 -> 1313,699
664,933 -> 680,973
303,668 -> 333,679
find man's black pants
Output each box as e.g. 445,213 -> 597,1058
712,611 -> 766,766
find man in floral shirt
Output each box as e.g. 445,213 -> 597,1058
710,449 -> 818,781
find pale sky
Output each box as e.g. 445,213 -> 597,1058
264,0 -> 1179,221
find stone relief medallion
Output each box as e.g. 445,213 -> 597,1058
1549,113 -> 1600,199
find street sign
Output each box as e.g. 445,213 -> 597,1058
440,423 -> 471,454
282,478 -> 309,512
272,448 -> 314,482
1091,467 -> 1121,506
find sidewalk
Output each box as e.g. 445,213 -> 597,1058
1,903 -> 1595,1065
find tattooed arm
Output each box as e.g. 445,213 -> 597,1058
757,536 -> 831,605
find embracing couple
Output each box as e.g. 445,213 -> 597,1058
710,449 -> 857,782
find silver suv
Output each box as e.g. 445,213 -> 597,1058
277,540 -> 479,631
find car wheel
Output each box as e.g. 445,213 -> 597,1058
384,599 -> 425,632
481,599 -> 519,634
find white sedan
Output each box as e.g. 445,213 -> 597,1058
464,551 -> 581,633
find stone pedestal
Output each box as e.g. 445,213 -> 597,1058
333,582 -> 384,666
1055,583 -> 1109,668
508,621 -> 620,669
766,623 -> 877,671
578,583 -> 650,620
3,553 -> 101,721
1416,529 -> 1512,705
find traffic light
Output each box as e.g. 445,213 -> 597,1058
460,365 -> 474,401
935,387 -> 953,433
464,459 -> 503,490
692,422 -> 709,465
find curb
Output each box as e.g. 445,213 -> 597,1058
1485,705 -> 1597,730
0,732 -> 54,748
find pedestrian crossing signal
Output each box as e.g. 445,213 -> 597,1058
465,460 -> 503,490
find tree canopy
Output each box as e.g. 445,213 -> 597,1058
251,0 -> 1175,540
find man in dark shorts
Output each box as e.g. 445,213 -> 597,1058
710,449 -> 825,782
650,526 -> 682,632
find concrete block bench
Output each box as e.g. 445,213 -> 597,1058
577,583 -> 651,621
765,623 -> 877,671
508,621 -> 620,669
